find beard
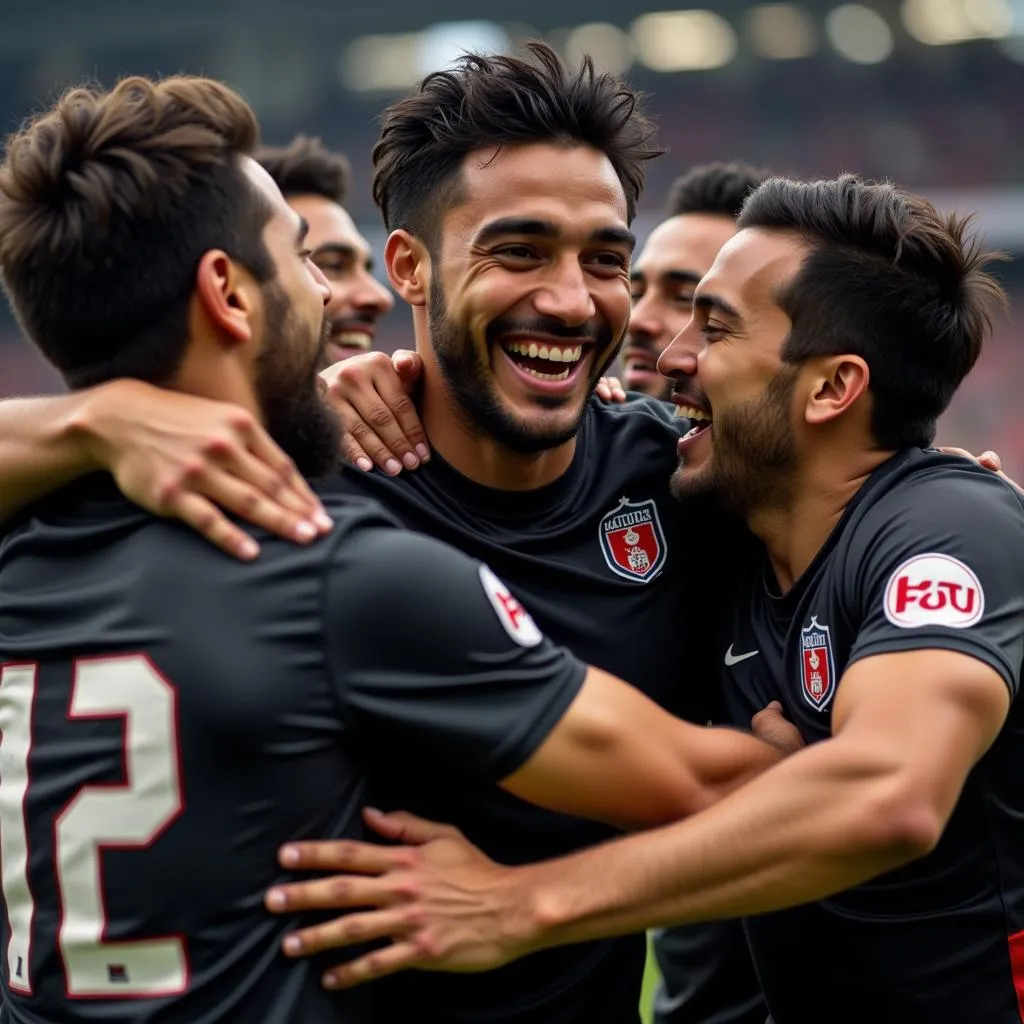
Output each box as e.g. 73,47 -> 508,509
427,276 -> 618,455
671,365 -> 798,516
255,279 -> 341,482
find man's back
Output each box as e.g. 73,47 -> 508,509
0,474 -> 589,1023
0,476 -> 377,1023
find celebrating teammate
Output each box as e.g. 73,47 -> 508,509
267,175 -> 1024,1024
257,135 -> 394,364
0,74 -> 798,1023
623,161 -> 769,403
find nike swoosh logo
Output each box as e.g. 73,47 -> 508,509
724,645 -> 759,666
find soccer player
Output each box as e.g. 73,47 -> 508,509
267,175 -> 1024,1024
257,135 -> 394,364
0,75 -> 793,1023
623,162 -> 769,402
0,48 -> 763,1024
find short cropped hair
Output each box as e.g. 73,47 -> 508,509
372,41 -> 661,245
257,134 -> 350,206
665,161 -> 772,220
739,174 -> 1007,448
0,75 -> 274,388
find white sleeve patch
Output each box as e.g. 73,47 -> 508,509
478,565 -> 543,647
883,552 -> 985,629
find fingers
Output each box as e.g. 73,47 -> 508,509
323,355 -> 430,475
606,376 -> 627,402
169,493 -> 261,561
751,702 -> 805,754
392,349 -> 423,384
363,807 -> 459,845
149,450 -> 330,556
978,449 -> 1002,471
243,424 -> 332,526
279,906 -> 420,958
935,446 -> 1021,493
277,838 -> 420,874
594,377 -> 628,403
321,939 -> 432,990
266,873 -> 412,916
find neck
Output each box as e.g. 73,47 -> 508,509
419,373 -> 577,492
172,349 -> 261,422
748,445 -> 894,593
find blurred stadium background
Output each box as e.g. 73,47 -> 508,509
2,0 -> 1023,479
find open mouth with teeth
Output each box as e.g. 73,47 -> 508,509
499,340 -> 587,383
330,330 -> 373,352
675,402 -> 713,441
623,350 -> 658,374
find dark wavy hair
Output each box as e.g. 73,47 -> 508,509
665,161 -> 772,220
372,41 -> 662,247
740,174 -> 1008,448
257,134 -> 350,206
0,75 -> 274,388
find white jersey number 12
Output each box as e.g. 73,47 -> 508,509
0,655 -> 187,997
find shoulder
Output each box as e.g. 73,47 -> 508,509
587,393 -> 683,438
853,451 -> 1024,549
841,452 -> 1024,622
322,509 -> 488,607
579,395 -> 684,477
318,479 -> 408,532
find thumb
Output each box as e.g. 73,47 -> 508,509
979,450 -> 1002,471
392,349 -> 422,382
363,807 -> 457,845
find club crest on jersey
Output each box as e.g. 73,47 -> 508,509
800,616 -> 836,711
598,497 -> 667,582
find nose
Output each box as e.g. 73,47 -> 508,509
628,291 -> 664,345
533,258 -> 596,326
657,317 -> 702,381
308,260 -> 332,307
353,269 -> 395,318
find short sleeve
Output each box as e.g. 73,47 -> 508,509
848,469 -> 1024,698
322,523 -> 587,780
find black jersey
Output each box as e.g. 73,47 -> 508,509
719,450 -> 1024,1023
324,395 -> 762,1024
0,477 -> 585,1024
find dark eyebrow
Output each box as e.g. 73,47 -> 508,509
312,243 -> 356,261
474,218 -> 558,246
296,217 -> 309,245
631,268 -> 702,288
311,243 -> 375,272
474,218 -> 636,252
590,226 -> 637,252
695,292 -> 741,320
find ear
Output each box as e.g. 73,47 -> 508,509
194,250 -> 257,345
803,356 -> 869,426
385,229 -> 430,308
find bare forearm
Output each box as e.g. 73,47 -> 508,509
689,725 -> 787,809
0,393 -> 101,521
516,740 -> 929,953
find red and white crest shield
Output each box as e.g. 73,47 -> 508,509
598,497 -> 667,583
800,615 -> 836,711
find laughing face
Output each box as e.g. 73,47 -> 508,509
659,227 -> 810,515
625,212 -> 738,401
286,193 -> 394,365
417,142 -> 633,453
